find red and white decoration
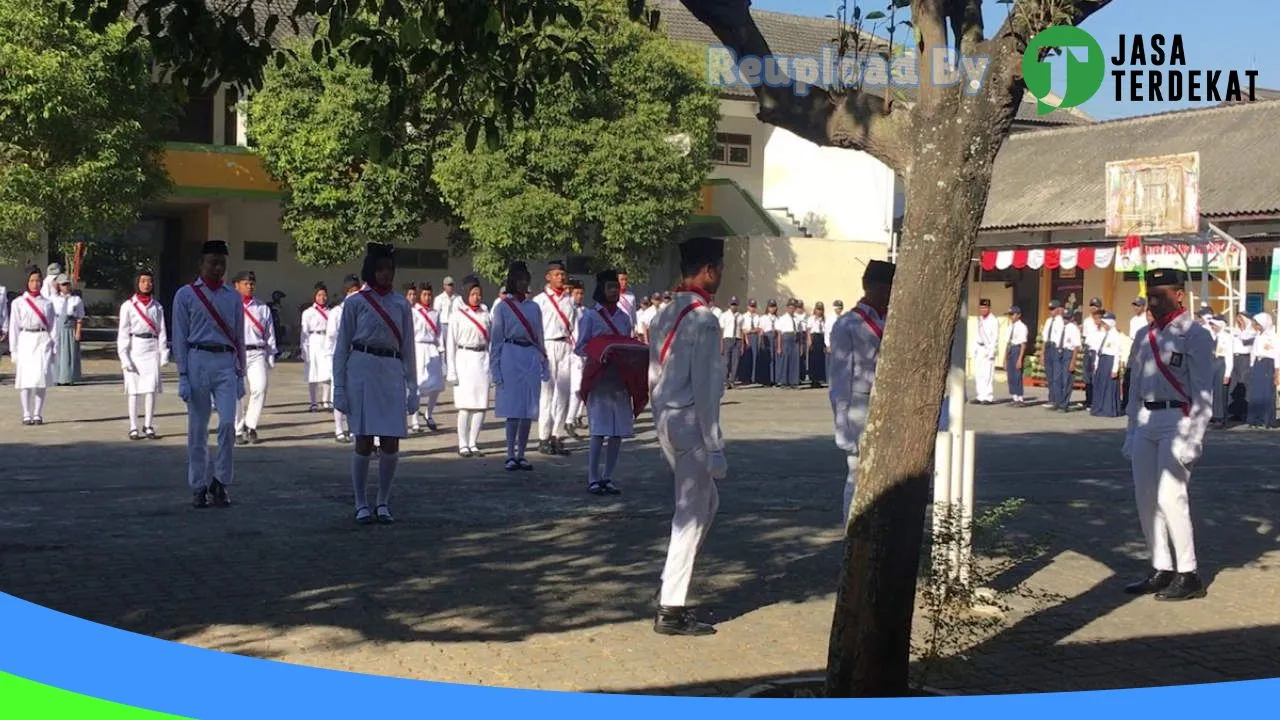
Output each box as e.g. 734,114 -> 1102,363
979,246 -> 1118,271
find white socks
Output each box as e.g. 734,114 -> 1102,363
468,411 -> 484,448
309,383 -> 318,405
21,389 -> 46,419
20,389 -> 32,419
456,409 -> 471,449
144,393 -> 155,428
128,394 -> 139,430
334,409 -> 347,436
377,452 -> 398,507
33,389 -> 45,418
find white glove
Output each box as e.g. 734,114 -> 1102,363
707,450 -> 728,480
1172,438 -> 1200,467
268,356 -> 276,369
447,372 -> 458,385
406,393 -> 420,415
124,363 -> 138,374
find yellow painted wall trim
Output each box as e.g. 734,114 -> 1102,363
162,147 -> 281,194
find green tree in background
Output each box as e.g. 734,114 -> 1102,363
434,1 -> 719,279
0,0 -> 174,263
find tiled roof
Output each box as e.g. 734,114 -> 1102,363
981,100 -> 1280,231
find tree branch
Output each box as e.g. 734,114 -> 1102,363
912,0 -> 949,108
992,0 -> 1116,52
947,0 -> 986,53
679,0 -> 910,171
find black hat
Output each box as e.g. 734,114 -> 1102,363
461,274 -> 482,295
1008,305 -> 1022,315
748,299 -> 758,307
1088,296 -> 1102,308
366,242 -> 394,258
24,263 -> 41,278
766,299 -> 777,307
342,274 -> 361,290
1048,299 -> 1063,310
593,269 -> 619,304
863,260 -> 896,284
313,281 -> 328,291
233,270 -> 256,283
729,297 -> 739,306
832,299 -> 843,307
201,240 -> 229,256
1145,268 -> 1187,288
547,260 -> 566,271
678,236 -> 725,269
978,298 -> 991,308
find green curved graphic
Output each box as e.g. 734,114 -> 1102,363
1023,25 -> 1106,114
0,671 -> 189,718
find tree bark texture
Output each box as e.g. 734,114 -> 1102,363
679,0 -> 1116,698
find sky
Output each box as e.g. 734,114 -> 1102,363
748,0 -> 1276,120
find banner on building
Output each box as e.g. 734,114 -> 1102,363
1269,249 -> 1280,301
1113,240 -> 1241,273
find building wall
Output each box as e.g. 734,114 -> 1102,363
708,99 -> 771,203
744,237 -> 888,306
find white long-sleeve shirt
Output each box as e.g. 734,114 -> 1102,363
1128,313 -> 1148,340
8,292 -> 58,358
117,295 -> 169,368
828,302 -> 884,452
240,297 -> 277,356
648,289 -> 724,453
434,291 -> 462,325
533,288 -> 576,342
1212,326 -> 1234,381
412,303 -> 444,349
972,314 -> 999,359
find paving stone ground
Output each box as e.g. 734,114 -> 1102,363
2,356 -> 1278,696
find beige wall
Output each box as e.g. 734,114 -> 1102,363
709,99 -> 771,204
744,236 -> 888,306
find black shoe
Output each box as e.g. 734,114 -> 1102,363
236,432 -> 249,446
588,482 -> 605,495
553,438 -> 571,456
426,418 -> 437,432
1124,569 -> 1175,595
539,440 -> 555,455
654,606 -> 716,636
209,479 -> 231,508
565,422 -> 581,440
248,429 -> 261,445
1155,572 -> 1207,601
192,487 -> 210,509
601,480 -> 621,496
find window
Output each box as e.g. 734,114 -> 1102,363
243,241 -> 278,262
398,248 -> 449,270
166,91 -> 215,144
713,133 -> 751,166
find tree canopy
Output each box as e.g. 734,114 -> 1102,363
0,0 -> 174,262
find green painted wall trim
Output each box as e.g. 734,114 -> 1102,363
163,141 -> 259,156
168,186 -> 285,201
703,178 -> 783,236
688,214 -> 736,237
0,671 -> 190,718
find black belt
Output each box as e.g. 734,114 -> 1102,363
21,328 -> 48,333
132,333 -> 157,339
310,331 -> 327,335
1144,401 -> 1187,411
193,343 -> 234,353
507,339 -> 534,347
459,344 -> 487,352
547,337 -> 569,342
246,344 -> 266,350
353,342 -> 400,359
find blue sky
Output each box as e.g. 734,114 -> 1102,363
749,0 -> 1275,120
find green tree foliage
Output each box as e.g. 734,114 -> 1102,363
0,0 -> 174,262
434,2 -> 719,279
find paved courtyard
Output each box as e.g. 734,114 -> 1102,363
2,356 -> 1278,696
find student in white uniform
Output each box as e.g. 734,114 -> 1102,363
829,260 -> 894,525
636,293 -> 660,344
434,276 -> 460,372
117,270 -> 168,440
173,240 -> 245,509
565,278 -> 588,436
10,265 -> 57,425
1246,312 -> 1279,429
534,261 -> 576,456
807,301 -> 829,388
1208,315 -> 1234,428
1004,305 -> 1029,405
774,300 -> 800,388
1082,299 -> 1105,410
649,237 -> 727,637
719,297 -> 744,389
51,275 -> 84,385
447,275 -> 493,457
737,299 -> 760,385
1123,297 -> 1149,412
1057,310 -> 1083,412
234,271 -> 276,445
794,300 -> 810,384
756,300 -> 778,385
328,275 -> 361,443
300,282 -> 333,412
332,243 -> 417,525
410,282 -> 445,433
1228,313 -> 1254,422
617,270 -> 638,334
1122,268 -> 1212,601
1090,312 -> 1125,418
491,262 -> 549,471
970,298 -> 999,404
575,270 -> 635,496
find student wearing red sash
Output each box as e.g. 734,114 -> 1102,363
9,265 -> 57,425
648,237 -> 727,637
574,270 -> 637,496
333,243 -> 417,525
564,278 -> 588,436
1122,268 -> 1214,601
233,271 -> 277,445
172,240 -> 246,509
446,275 -> 492,457
827,259 -> 895,526
533,260 -> 576,456
327,275 -> 362,442
300,282 -> 333,412
491,261 -> 549,471
117,270 -> 169,439
410,282 -> 446,433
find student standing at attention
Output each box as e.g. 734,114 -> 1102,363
648,237 -> 727,637
51,275 -> 84,386
806,301 -> 829,389
534,261 -> 576,456
411,283 -> 446,433
117,270 -> 168,440
1208,315 -> 1234,429
970,298 -> 999,404
565,278 -> 588,436
234,271 -> 276,446
300,282 -> 333,412
774,299 -> 800,388
1005,305 -> 1028,405
447,275 -> 493,457
1039,300 -> 1067,410
719,297 -> 744,390
327,275 -> 361,443
491,262 -> 549,471
10,265 -> 57,426
575,270 -> 635,496
172,240 -> 245,509
1090,312 -> 1125,418
332,243 -> 417,525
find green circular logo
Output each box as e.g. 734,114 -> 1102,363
1023,26 -> 1106,115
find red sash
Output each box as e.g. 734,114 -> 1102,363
359,289 -> 403,346
502,297 -> 547,357
660,302 -> 704,365
459,306 -> 490,342
314,305 -> 328,322
1147,328 -> 1192,417
189,283 -> 239,349
243,301 -> 268,341
23,296 -> 50,331
852,307 -> 884,340
417,306 -> 439,336
131,297 -> 159,335
597,307 -> 622,336
545,290 -> 573,337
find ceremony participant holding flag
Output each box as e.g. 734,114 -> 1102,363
117,270 -> 169,440
447,275 -> 492,457
411,283 -> 446,433
9,265 -> 57,425
172,240 -> 245,509
332,243 -> 417,525
300,282 -> 333,412
491,262 -> 549,471
234,271 -> 277,446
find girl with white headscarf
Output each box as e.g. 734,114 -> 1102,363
1090,313 -> 1125,418
1208,315 -> 1234,428
1246,312 -> 1279,428
1229,313 -> 1254,420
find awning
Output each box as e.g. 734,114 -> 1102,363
979,246 -> 1117,271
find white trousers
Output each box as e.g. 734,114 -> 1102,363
236,353 -> 270,432
973,354 -> 996,401
187,350 -> 239,489
538,339 -> 573,440
657,406 -> 720,608
567,355 -> 585,421
1130,408 -> 1198,572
